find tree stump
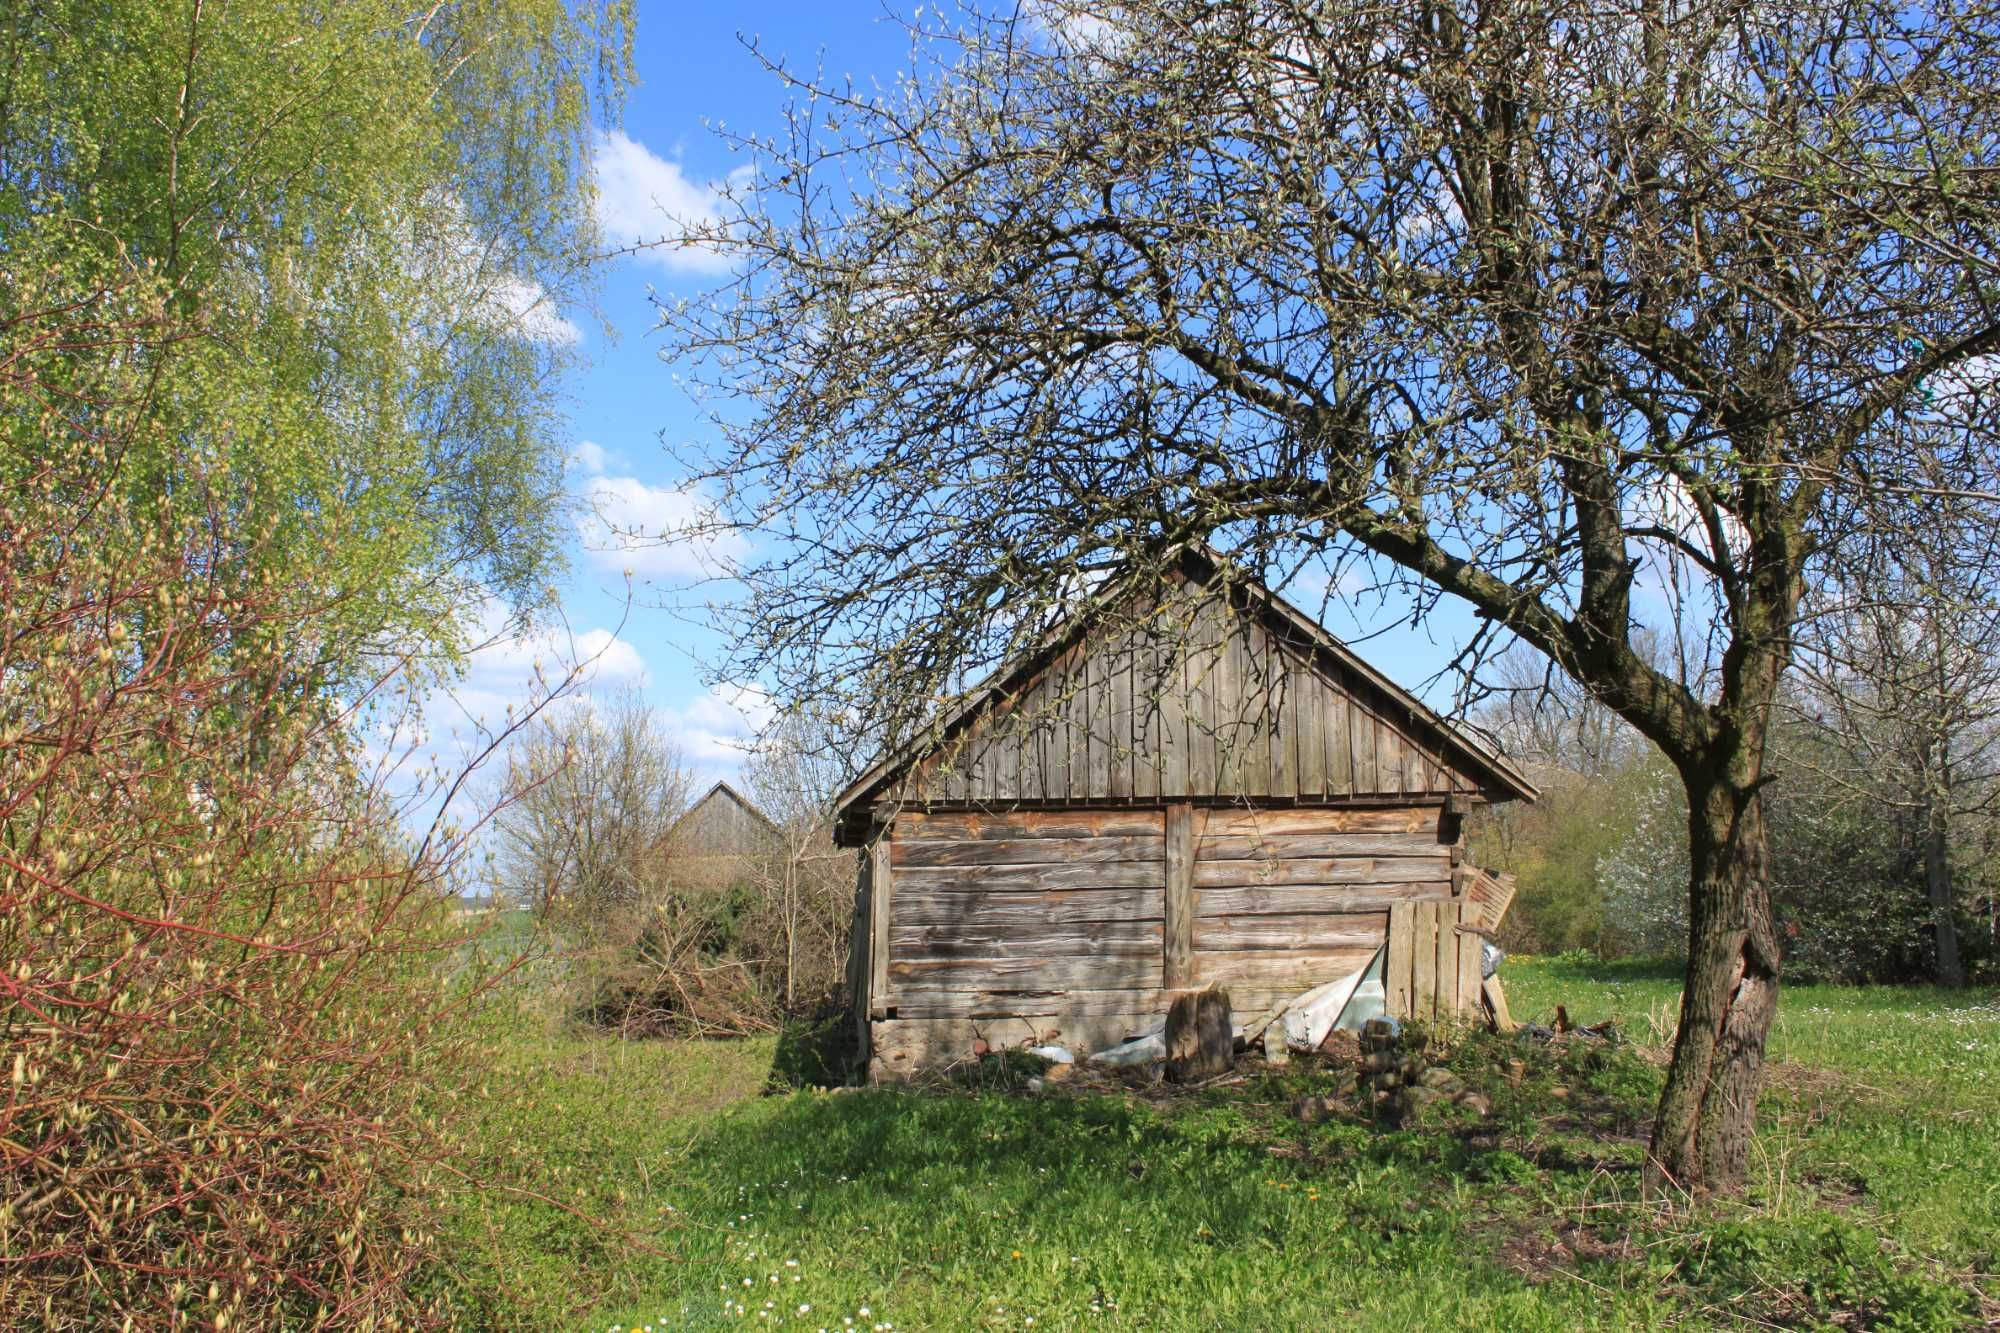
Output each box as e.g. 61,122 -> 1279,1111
1165,987 -> 1233,1082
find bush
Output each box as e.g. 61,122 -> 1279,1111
0,342 -> 493,1328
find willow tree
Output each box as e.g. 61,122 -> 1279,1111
0,0 -> 631,687
664,0 -> 2000,1189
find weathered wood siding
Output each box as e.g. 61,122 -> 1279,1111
882,809 -> 1167,1023
669,782 -> 780,890
888,591 -> 1483,809
862,802 -> 1491,1076
1191,806 -> 1451,1014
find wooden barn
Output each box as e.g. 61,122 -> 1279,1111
833,547 -> 1534,1079
668,780 -> 780,891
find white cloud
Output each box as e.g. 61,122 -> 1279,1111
593,130 -> 744,275
569,440 -> 747,582
399,602 -> 649,753
567,439 -> 611,474
408,192 -> 582,346
488,272 -> 583,346
661,682 -> 775,770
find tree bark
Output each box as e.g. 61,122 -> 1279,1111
1649,768 -> 1783,1193
1923,798 -> 1965,988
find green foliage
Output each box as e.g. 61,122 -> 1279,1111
767,1015 -> 860,1091
0,3 -> 629,1325
437,959 -> 1998,1329
1684,1215 -> 1971,1330
0,0 -> 630,680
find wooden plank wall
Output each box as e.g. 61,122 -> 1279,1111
1191,806 -> 1452,1016
866,803 -> 1487,1077
893,591 -> 1480,808
882,809 -> 1168,1022
1384,899 -> 1486,1022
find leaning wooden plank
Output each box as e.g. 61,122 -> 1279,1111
893,834 -> 1166,868
1386,902 -> 1415,1019
895,887 -> 1167,929
1193,857 -> 1448,888
1196,883 -> 1451,917
1434,900 -> 1460,1016
1192,832 -> 1446,860
1410,900 -> 1436,1022
1456,912 -> 1488,1016
895,862 -> 1165,893
1482,976 -> 1515,1032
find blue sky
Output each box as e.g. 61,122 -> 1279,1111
419,2 -> 1500,794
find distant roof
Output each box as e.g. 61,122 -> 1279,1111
671,780 -> 780,849
832,543 -> 1537,843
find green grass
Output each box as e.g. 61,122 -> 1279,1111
438,959 -> 2000,1331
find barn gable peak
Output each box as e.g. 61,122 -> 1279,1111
832,546 -> 1536,845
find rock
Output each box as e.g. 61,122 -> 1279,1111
1293,1094 -> 1339,1123
1385,1085 -> 1441,1126
1319,1028 -> 1362,1063
1550,1085 -> 1570,1100
1416,1067 -> 1460,1091
1456,1092 -> 1492,1116
1025,1076 -> 1045,1093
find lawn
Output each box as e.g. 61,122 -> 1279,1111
437,958 -> 1999,1331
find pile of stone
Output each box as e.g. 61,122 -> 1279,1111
1356,1018 -> 1491,1126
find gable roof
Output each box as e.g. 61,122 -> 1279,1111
671,780 -> 780,848
831,545 -> 1537,844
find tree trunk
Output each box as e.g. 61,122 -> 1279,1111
1923,799 -> 1964,988
1649,769 -> 1782,1193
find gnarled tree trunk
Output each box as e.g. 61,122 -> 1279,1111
1650,765 -> 1783,1192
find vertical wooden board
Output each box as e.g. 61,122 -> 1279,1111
1271,652 -> 1299,798
1410,900 -> 1436,1021
1062,646 -> 1084,801
1329,680 -> 1354,796
1018,696 -> 1043,801
1240,616 -> 1272,792
1204,601 -> 1236,793
1434,900 -> 1460,1015
1164,802 -> 1195,988
1163,627 -> 1190,798
1088,640 -> 1120,792
1109,630 -> 1134,799
1377,714 -> 1403,799
1356,700 -> 1381,795
1457,911 -> 1483,1016
1135,628 -> 1161,800
1298,667 -> 1324,799
1403,731 -> 1429,796
868,836 -> 892,1017
1386,902 -> 1415,1019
